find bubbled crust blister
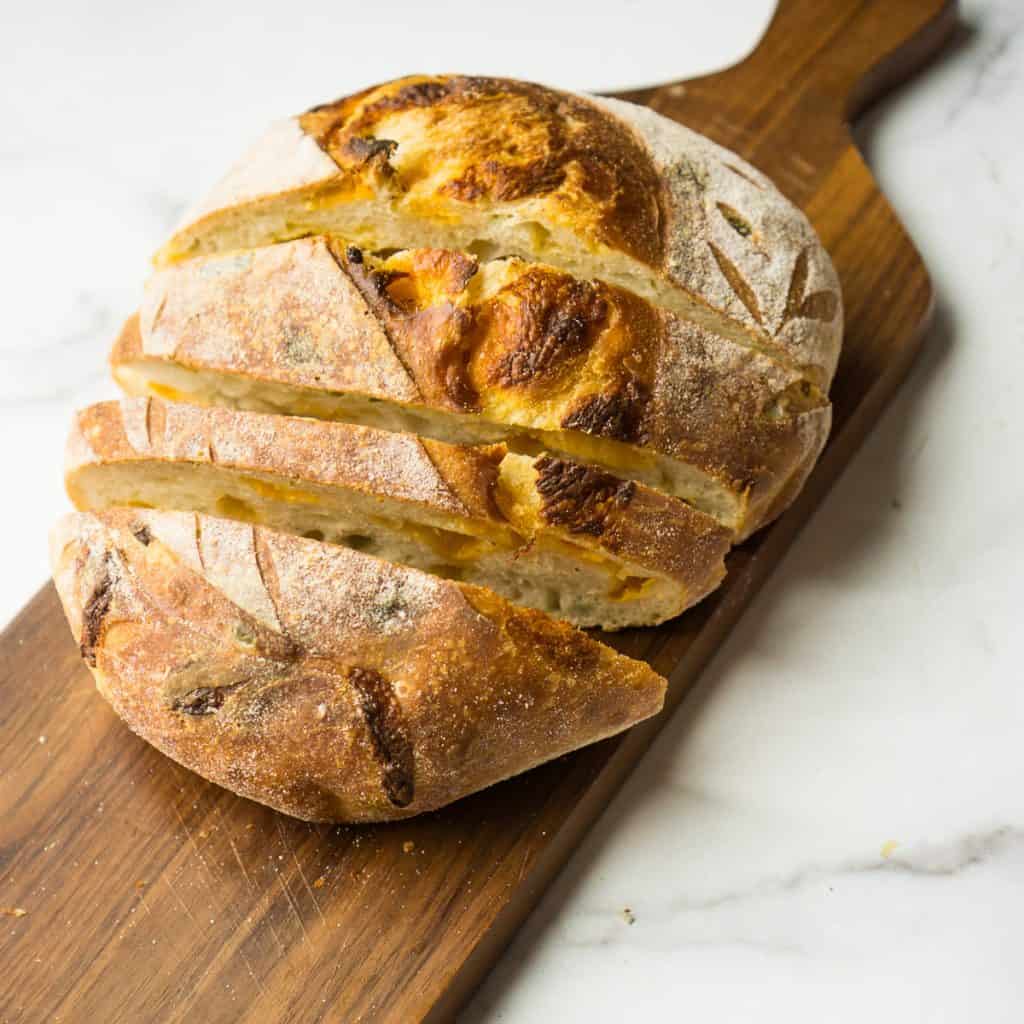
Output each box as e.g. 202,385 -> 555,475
50,509 -> 665,822
158,74 -> 841,387
118,236 -> 831,536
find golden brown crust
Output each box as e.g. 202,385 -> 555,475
299,75 -> 665,267
119,237 -> 830,535
49,509 -> 666,822
156,75 -> 842,386
528,456 -> 727,605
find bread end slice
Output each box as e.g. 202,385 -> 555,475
50,509 -> 666,822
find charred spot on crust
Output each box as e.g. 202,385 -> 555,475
443,158 -> 568,204
345,135 -> 399,165
345,245 -> 364,264
561,381 -> 648,443
172,686 -> 227,716
131,523 -> 153,546
348,667 -> 415,807
534,456 -> 636,536
360,78 -> 453,118
80,554 -> 115,667
491,273 -> 608,387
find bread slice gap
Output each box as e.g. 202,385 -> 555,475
50,507 -> 667,821
115,237 -> 833,539
161,188 -> 810,377
68,399 -> 730,630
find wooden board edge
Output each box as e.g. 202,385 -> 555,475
426,279 -> 936,1020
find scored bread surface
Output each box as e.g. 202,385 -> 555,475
67,398 -> 730,629
50,509 -> 666,822
158,75 -> 841,388
51,75 -> 844,819
115,233 -> 831,537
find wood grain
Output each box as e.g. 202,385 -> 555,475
0,2 -> 958,1020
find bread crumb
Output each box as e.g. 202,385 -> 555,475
881,839 -> 899,859
38,736 -> 46,744
135,880 -> 147,890
316,703 -> 328,720
2,908 -> 27,918
621,907 -> 635,925
313,876 -> 326,889
402,841 -> 415,854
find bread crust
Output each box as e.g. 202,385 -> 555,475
49,509 -> 666,822
157,75 -> 841,387
67,398 -> 731,609
118,236 -> 832,537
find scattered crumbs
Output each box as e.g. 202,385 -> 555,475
402,841 -> 415,854
135,881 -> 147,890
38,736 -> 46,745
621,907 -> 636,926
313,876 -> 327,889
881,839 -> 899,859
2,908 -> 27,918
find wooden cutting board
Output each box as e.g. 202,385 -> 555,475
0,2 -> 958,1020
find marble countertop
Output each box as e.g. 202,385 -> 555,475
3,0 -> 1023,1019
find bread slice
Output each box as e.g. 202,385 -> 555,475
155,75 -> 841,389
113,237 -> 831,539
50,508 -> 666,822
66,399 -> 730,630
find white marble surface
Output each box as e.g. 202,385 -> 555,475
3,1 -> 1023,1020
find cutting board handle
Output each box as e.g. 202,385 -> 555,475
721,0 -> 960,118
616,0 -> 958,203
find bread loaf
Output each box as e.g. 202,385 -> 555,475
51,74 -> 844,820
50,509 -> 665,822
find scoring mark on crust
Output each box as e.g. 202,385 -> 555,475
708,242 -> 763,326
348,667 -> 415,807
534,456 -> 636,536
716,201 -> 753,238
781,247 -> 839,328
172,687 -> 227,716
80,553 -> 116,667
723,162 -> 765,190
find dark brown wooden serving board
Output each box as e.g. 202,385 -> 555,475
0,2 -> 958,1020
